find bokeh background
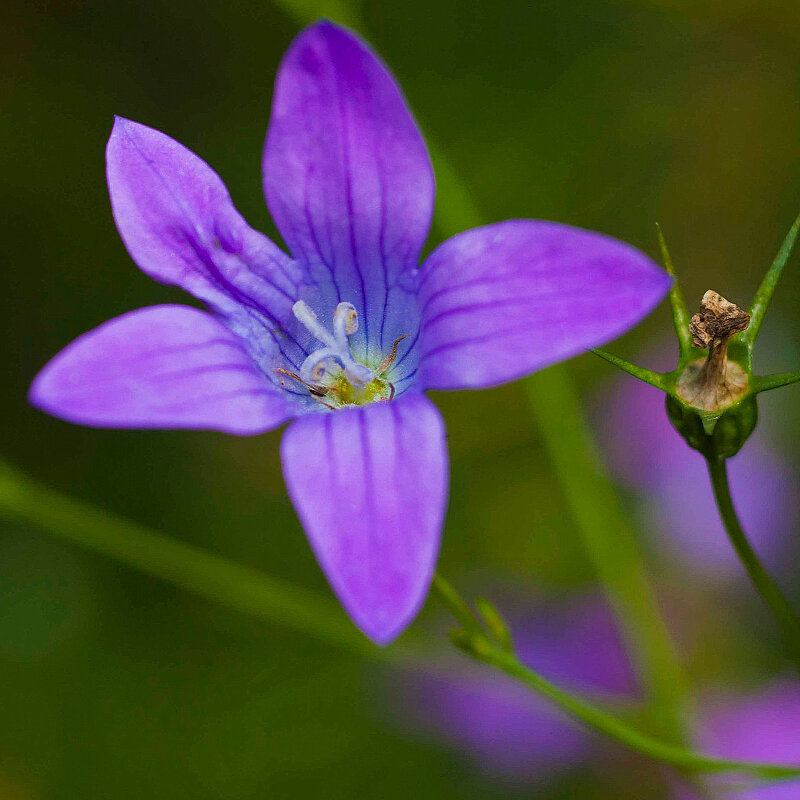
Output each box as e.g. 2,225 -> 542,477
3,0 -> 800,797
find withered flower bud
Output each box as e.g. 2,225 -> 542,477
677,291 -> 750,412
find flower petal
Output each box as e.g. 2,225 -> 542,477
281,393 -> 447,643
106,117 -> 308,368
416,220 -> 671,390
263,21 -> 434,355
30,305 -> 291,434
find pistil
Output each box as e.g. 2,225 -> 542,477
276,300 -> 406,409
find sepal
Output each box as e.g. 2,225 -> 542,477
475,597 -> 514,653
656,224 -> 693,356
447,628 -> 494,660
666,393 -> 758,459
594,217 -> 800,461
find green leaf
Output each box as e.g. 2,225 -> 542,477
744,212 -> 800,347
656,223 -> 693,356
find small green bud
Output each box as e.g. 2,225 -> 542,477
475,597 -> 514,652
447,628 -> 494,661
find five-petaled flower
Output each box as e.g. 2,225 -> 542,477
29,21 -> 670,643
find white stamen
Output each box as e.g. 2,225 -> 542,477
333,302 -> 359,348
300,349 -> 343,385
292,300 -> 375,389
343,361 -> 373,386
292,300 -> 337,348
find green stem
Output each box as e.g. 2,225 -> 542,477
0,458 -> 375,657
753,372 -> 800,394
429,576 -> 798,781
706,456 -> 800,675
525,369 -> 687,741
480,648 -> 796,779
591,348 -> 670,391
2,458 -> 797,779
431,573 -> 484,636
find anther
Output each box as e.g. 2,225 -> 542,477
275,367 -> 329,398
376,335 -> 409,375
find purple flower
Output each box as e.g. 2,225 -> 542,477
673,681 -> 800,800
388,593 -> 637,783
29,22 -> 670,643
593,344 -> 798,579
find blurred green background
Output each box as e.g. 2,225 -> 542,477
3,0 -> 800,797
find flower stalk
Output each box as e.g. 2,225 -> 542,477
595,217 -> 800,672
430,575 -> 799,781
706,456 -> 800,676
2,454 -> 797,780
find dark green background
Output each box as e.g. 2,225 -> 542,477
2,0 -> 800,797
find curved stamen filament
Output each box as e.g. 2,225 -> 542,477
275,368 -> 329,398
333,302 -> 359,349
376,335 -> 409,375
284,300 -> 408,408
292,301 -> 338,349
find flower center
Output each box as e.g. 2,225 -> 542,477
275,300 -> 407,410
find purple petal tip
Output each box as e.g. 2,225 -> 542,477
281,395 -> 448,645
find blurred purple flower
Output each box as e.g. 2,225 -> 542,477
29,22 -> 670,643
593,346 -> 798,578
391,594 -> 637,782
674,681 -> 800,800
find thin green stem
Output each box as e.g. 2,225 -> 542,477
1,461 -> 794,780
591,348 -> 670,391
753,372 -> 800,394
429,576 -> 798,781
656,223 -> 693,356
525,369 -> 687,741
706,456 -> 800,675
0,458 -> 377,657
431,572 -> 484,636
482,648 -> 797,780
744,212 -> 800,348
